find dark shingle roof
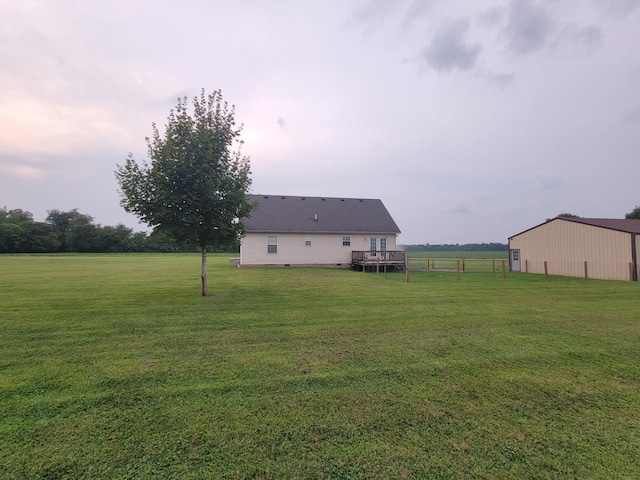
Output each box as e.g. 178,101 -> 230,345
243,195 -> 401,234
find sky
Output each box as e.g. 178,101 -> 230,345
1,0 -> 639,244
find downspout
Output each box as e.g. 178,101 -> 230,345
507,237 -> 512,272
632,233 -> 638,281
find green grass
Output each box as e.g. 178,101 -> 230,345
1,254 -> 639,479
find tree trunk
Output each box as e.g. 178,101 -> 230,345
201,246 -> 208,296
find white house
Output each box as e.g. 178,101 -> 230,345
240,195 -> 402,268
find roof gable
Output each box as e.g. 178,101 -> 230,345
243,195 -> 401,234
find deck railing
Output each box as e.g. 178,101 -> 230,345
351,250 -> 406,264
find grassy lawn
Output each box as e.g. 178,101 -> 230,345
1,254 -> 639,479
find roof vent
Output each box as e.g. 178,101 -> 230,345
314,214 -> 318,221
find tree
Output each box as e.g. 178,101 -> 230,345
546,213 -> 580,222
46,209 -> 95,252
115,89 -> 254,296
95,224 -> 136,252
0,208 -> 31,252
625,205 -> 640,219
0,207 -> 58,253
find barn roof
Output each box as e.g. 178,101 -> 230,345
243,195 -> 401,234
562,217 -> 640,234
509,217 -> 640,239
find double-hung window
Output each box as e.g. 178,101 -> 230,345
342,236 -> 351,246
267,235 -> 277,254
305,235 -> 312,246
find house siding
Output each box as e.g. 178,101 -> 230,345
240,232 -> 397,266
509,219 -> 633,281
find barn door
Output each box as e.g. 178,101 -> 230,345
511,249 -> 521,272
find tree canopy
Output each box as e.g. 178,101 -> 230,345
556,213 -> 580,218
625,205 -> 640,219
0,207 -> 175,253
115,89 -> 254,296
546,213 -> 580,222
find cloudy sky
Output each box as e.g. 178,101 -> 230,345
2,0 -> 639,244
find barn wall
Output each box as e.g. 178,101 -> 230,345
240,232 -> 398,266
509,220 -> 633,281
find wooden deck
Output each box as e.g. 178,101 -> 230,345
351,250 -> 406,272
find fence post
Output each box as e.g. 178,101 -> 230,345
544,261 -> 548,281
525,259 -> 528,273
405,256 -> 409,283
630,263 -> 634,281
456,260 -> 461,282
376,256 -> 380,276
501,260 -> 506,281
492,258 -> 495,273
462,258 -> 465,272
584,261 -> 588,281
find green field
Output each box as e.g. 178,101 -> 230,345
2,254 -> 639,479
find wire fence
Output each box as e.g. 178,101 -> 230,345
406,257 -> 508,274
403,257 -> 637,282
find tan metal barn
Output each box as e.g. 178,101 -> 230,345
508,217 -> 640,281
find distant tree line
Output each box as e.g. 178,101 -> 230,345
549,208 -> 640,220
0,207 -> 239,254
401,243 -> 508,252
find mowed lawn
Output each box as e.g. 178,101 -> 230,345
1,255 -> 639,479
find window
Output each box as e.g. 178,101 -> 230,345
267,235 -> 277,254
305,235 -> 312,246
370,237 -> 387,255
342,236 -> 351,246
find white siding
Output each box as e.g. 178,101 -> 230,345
240,233 -> 397,266
510,220 -> 633,281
